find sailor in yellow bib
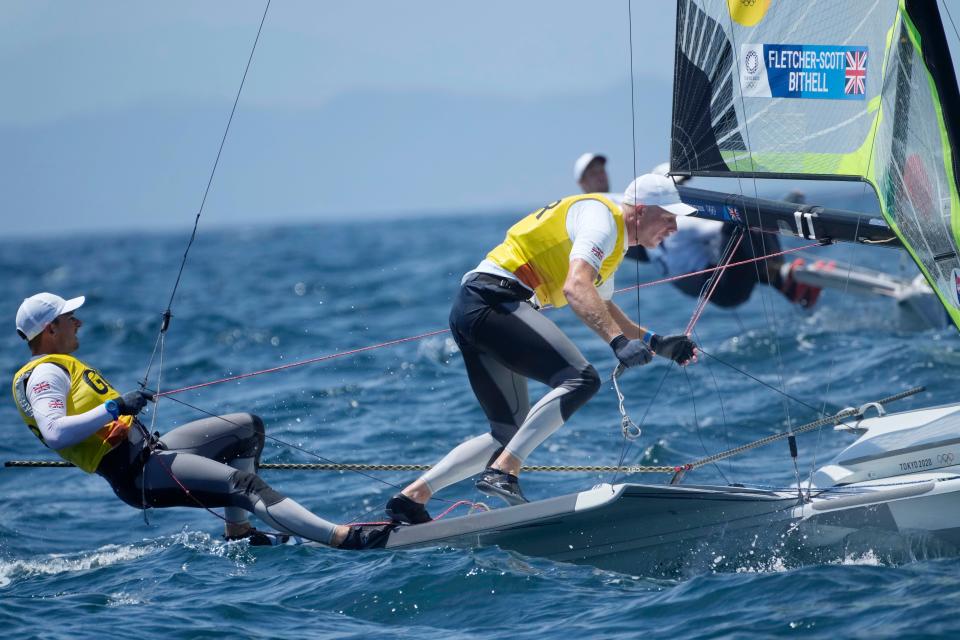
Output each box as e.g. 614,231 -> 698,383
12,352 -> 134,473
385,174 -> 701,524
11,292 -> 393,549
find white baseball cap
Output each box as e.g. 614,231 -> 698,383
623,173 -> 697,215
573,152 -> 606,182
16,292 -> 85,341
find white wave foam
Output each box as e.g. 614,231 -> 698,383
0,543 -> 154,588
833,549 -> 883,566
107,591 -> 147,607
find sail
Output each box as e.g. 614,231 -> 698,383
671,0 -> 960,330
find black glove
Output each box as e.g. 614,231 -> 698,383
113,389 -> 154,416
650,334 -> 697,364
609,335 -> 653,368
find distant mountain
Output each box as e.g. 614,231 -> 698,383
1,77 -> 674,236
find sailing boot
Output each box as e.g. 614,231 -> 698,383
339,523 -> 396,550
224,527 -> 291,546
385,494 -> 432,524
476,467 -> 529,506
778,258 -> 823,308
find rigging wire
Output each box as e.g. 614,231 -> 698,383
611,224 -> 752,482
623,0 -> 654,474
155,393 -> 484,523
684,227 -> 750,479
943,0 -> 960,43
132,0 -> 860,507
129,0 -> 282,512
609,363 -> 675,485
131,1 -> 286,530
627,0 -> 642,324
154,328 -> 449,397
140,0 -> 272,390
147,245 -> 825,399
804,214 -> 865,497
799,2 -> 905,495
161,394 -> 406,492
143,395 -> 503,529
684,229 -> 744,335
698,348 -> 820,414
634,240 -> 824,290
721,5 -> 823,475
684,366 -> 730,484
693,325 -> 736,479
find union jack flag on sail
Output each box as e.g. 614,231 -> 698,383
844,50 -> 867,95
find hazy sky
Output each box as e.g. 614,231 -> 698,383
2,1 -> 959,236
1,1 -> 681,235
0,2 -> 666,124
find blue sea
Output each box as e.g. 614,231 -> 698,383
3,212 -> 960,639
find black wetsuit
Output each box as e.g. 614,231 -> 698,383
629,223 -> 781,308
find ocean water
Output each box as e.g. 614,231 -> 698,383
2,212 -> 960,639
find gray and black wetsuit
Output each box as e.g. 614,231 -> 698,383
629,221 -> 783,308
98,414 -> 340,545
417,273 -> 600,493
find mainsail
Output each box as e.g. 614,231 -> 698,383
671,0 -> 960,329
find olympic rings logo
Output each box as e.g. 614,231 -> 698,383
937,452 -> 955,465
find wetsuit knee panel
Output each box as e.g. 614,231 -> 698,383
250,413 -> 265,452
233,413 -> 266,461
249,414 -> 265,437
558,364 -> 600,421
230,469 -> 284,507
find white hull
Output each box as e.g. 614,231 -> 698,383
377,403 -> 960,575
791,260 -> 948,329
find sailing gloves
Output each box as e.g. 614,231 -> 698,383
106,390 -> 155,418
649,334 -> 697,365
610,335 -> 653,368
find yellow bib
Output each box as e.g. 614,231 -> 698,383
12,354 -> 132,473
486,194 -> 626,308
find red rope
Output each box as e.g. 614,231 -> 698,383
155,241 -> 823,398
684,232 -> 744,336
432,499 -> 489,519
156,328 -> 450,397
617,240 -> 821,294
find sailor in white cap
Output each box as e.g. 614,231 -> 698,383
572,158 -> 820,309
633,165 -> 821,309
573,152 -> 610,193
11,292 -> 392,549
385,174 -> 699,523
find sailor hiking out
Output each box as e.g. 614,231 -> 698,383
11,292 -> 392,549
385,174 -> 699,524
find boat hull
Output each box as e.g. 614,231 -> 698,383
379,475 -> 960,574
800,475 -> 960,549
386,483 -> 799,575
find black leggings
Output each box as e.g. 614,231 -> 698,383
97,414 -> 339,544
672,224 -> 782,308
449,274 -> 600,453
417,274 -> 600,493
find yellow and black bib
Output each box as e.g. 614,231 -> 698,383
486,194 -> 625,308
12,354 -> 132,473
